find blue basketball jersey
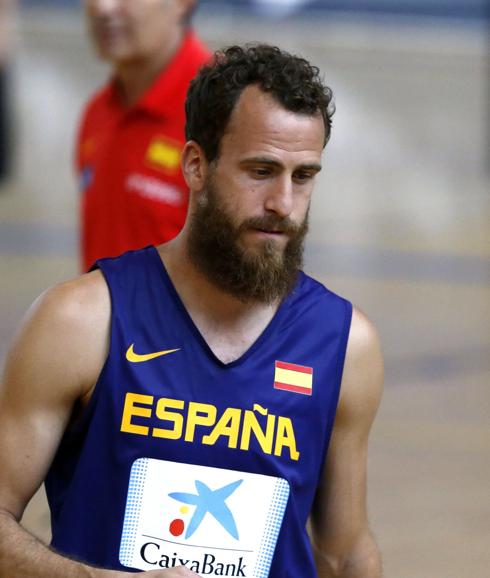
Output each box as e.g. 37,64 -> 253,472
45,246 -> 352,577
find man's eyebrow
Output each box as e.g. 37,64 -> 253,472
297,163 -> 322,173
240,157 -> 282,167
240,157 -> 322,172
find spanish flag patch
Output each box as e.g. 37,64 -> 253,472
274,361 -> 313,396
146,137 -> 181,173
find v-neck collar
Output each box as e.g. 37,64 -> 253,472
149,246 -> 296,368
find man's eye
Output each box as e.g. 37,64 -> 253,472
252,167 -> 271,177
294,172 -> 312,182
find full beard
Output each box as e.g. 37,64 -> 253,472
187,178 -> 308,304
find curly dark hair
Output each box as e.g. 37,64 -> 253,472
185,44 -> 335,162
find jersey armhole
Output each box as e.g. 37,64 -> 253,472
74,262 -> 117,428
315,298 -> 354,486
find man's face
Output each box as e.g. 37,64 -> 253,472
187,85 -> 325,303
83,0 -> 191,65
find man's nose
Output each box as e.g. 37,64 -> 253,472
264,176 -> 293,218
88,0 -> 120,16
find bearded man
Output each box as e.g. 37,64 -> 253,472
0,45 -> 383,578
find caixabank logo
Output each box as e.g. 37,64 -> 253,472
119,459 -> 290,577
167,478 -> 243,540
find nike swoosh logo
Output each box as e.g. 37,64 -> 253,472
126,343 -> 180,363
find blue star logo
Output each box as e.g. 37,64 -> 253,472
169,479 -> 243,540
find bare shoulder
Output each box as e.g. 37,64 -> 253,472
336,307 -> 384,431
34,269 -> 109,323
345,307 -> 383,371
0,272 -> 111,519
4,270 -> 111,400
20,270 -> 110,358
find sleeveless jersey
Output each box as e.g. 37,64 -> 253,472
45,246 -> 352,577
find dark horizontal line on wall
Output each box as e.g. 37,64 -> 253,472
385,346 -> 490,385
305,243 -> 490,286
0,222 -> 77,258
1,222 -> 489,286
204,0 -> 488,23
22,0 -> 489,23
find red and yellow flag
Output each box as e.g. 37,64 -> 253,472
274,361 -> 313,396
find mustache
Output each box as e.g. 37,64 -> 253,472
90,15 -> 127,32
239,215 -> 305,235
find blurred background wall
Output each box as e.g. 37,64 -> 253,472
1,1 -> 489,577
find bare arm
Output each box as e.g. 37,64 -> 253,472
310,307 -> 384,578
0,273 -> 198,578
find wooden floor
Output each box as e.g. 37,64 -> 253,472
1,8 -> 489,578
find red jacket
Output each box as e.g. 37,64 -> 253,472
76,32 -> 211,271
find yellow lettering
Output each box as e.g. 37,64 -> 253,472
253,403 -> 268,416
202,407 -> 242,448
240,407 -> 275,454
274,417 -> 300,461
185,402 -> 217,442
120,393 -> 153,436
120,393 -> 301,462
153,398 -> 185,439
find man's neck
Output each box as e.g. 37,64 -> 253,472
114,32 -> 184,108
158,239 -> 282,364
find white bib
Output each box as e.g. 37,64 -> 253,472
119,458 -> 289,577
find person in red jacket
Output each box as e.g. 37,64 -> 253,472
77,0 -> 211,271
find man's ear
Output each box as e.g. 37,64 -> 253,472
181,140 -> 207,192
